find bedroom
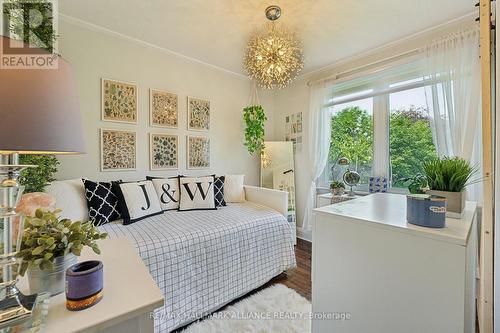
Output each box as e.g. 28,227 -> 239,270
0,0 -> 496,332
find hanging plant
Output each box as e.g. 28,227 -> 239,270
243,105 -> 267,155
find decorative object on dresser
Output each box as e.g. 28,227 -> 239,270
65,260 -> 104,311
187,96 -> 210,131
368,176 -> 388,193
150,89 -> 178,128
17,209 -> 107,296
423,156 -> 478,217
329,181 -> 345,196
343,169 -> 360,197
0,36 -> 85,326
187,135 -> 210,169
178,176 -> 216,211
82,179 -> 122,226
313,193 -> 477,333
113,181 -> 163,224
243,105 -> 267,155
101,78 -> 138,124
406,194 -> 447,228
149,133 -> 179,170
395,174 -> 427,194
148,176 -> 181,211
100,129 -> 137,171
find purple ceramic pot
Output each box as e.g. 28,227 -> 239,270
65,260 -> 103,311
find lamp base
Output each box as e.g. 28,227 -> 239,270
0,290 -> 37,328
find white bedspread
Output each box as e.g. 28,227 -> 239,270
98,202 -> 296,332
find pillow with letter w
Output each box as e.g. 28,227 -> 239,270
151,178 -> 180,211
178,176 -> 216,211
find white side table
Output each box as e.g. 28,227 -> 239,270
18,238 -> 164,333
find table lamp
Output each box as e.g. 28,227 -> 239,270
0,36 -> 85,326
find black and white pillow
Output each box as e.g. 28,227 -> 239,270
82,179 -> 121,226
149,177 -> 180,211
178,176 -> 216,211
113,180 -> 163,225
214,176 -> 226,207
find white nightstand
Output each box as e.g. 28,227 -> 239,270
18,238 -> 164,333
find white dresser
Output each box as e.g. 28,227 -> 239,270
312,193 -> 477,333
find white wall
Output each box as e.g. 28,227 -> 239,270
55,19 -> 274,186
273,18 -> 473,240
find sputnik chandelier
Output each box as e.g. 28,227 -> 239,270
244,5 -> 304,89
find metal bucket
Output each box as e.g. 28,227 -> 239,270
27,254 -> 77,296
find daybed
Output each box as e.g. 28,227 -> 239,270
46,179 -> 297,332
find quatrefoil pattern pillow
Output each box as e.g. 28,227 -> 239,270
82,179 -> 121,226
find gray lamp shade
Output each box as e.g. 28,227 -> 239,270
0,37 -> 85,154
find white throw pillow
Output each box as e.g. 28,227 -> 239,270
45,179 -> 89,222
224,175 -> 246,203
178,176 -> 216,211
152,178 -> 180,211
114,181 -> 162,225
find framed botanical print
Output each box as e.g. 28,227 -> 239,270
150,133 -> 179,170
100,129 -> 137,171
102,78 -> 138,124
187,97 -> 210,131
187,135 -> 210,169
150,89 -> 178,128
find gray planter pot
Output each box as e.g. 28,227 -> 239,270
426,189 -> 465,215
28,253 -> 77,296
331,188 -> 345,196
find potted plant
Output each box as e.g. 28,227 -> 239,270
330,181 -> 345,196
17,209 -> 108,295
396,174 -> 428,194
422,157 -> 478,215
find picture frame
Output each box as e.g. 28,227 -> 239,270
101,78 -> 138,124
187,96 -> 210,131
187,135 -> 210,169
150,133 -> 179,170
150,88 -> 178,128
100,128 -> 137,171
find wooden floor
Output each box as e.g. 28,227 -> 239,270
260,237 -> 311,300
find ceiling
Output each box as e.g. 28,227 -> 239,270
59,0 -> 474,76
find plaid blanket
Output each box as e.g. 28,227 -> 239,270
99,202 -> 296,332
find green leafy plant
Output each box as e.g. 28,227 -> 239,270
18,155 -> 59,193
422,157 -> 478,192
17,209 -> 108,275
396,174 -> 427,194
329,181 -> 345,190
243,105 -> 267,155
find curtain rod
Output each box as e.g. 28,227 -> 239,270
306,48 -> 421,87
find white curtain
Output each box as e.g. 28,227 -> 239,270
302,82 -> 331,232
424,27 -> 482,201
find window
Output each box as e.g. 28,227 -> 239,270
322,98 -> 373,190
389,87 -> 438,183
320,60 -> 439,192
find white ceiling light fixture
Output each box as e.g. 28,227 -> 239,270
244,5 -> 304,89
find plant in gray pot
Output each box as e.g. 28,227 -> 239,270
17,209 -> 108,296
329,181 -> 345,196
422,157 -> 478,217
